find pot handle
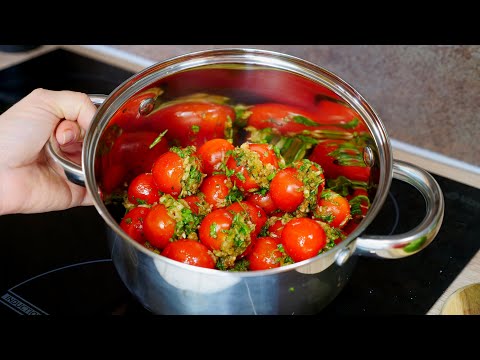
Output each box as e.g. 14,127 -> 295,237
45,94 -> 107,187
355,160 -> 444,259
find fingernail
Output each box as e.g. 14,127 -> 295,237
62,130 -> 74,145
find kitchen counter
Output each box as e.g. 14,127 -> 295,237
1,45 -> 479,315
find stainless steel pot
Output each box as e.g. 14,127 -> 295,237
47,48 -> 444,314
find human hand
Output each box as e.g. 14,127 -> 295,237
0,88 -> 97,215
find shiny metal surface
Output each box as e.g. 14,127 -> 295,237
363,146 -> 375,167
107,227 -> 357,314
49,49 -> 444,314
138,98 -> 155,116
356,160 -> 445,258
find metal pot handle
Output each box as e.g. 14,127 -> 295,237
45,94 -> 107,187
355,160 -> 444,259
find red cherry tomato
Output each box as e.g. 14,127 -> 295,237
281,218 -> 326,262
151,151 -> 184,197
269,168 -> 304,212
100,131 -> 169,193
226,143 -> 279,193
246,191 -> 278,215
199,208 -> 233,251
197,138 -> 235,176
109,87 -> 164,131
247,103 -> 347,136
109,131 -> 169,177
247,143 -> 279,168
101,164 -> 127,195
199,175 -> 231,210
161,240 -> 216,269
315,189 -> 351,229
314,99 -> 368,133
293,159 -> 326,195
247,237 -> 283,270
309,139 -> 371,182
127,173 -> 160,205
119,206 -> 151,244
268,217 -> 286,239
225,156 -> 259,192
226,201 -> 267,237
146,102 -> 235,147
182,195 -> 202,215
143,204 -> 176,249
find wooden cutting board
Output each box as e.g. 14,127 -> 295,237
440,283 -> 480,315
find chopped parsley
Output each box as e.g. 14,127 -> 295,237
210,223 -> 218,238
230,258 -> 250,272
338,118 -> 359,129
236,172 -> 246,181
224,115 -> 233,139
191,125 -> 200,133
149,129 -> 168,149
225,187 -> 244,205
159,194 -> 202,240
326,176 -> 368,197
292,115 -> 318,127
233,104 -> 252,128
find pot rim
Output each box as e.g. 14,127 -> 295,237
83,48 -> 393,276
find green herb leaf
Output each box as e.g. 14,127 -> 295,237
338,118 -> 359,129
236,172 -> 246,181
234,105 -> 252,128
225,188 -> 244,205
326,176 -> 368,197
191,125 -> 200,133
292,115 -> 319,127
149,129 -> 168,149
210,223 -> 218,238
350,201 -> 363,216
230,258 -> 250,272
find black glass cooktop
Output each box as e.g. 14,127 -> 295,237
1,48 -> 479,315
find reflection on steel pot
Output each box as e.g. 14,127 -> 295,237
46,49 -> 444,315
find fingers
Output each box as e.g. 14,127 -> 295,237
0,89 -> 96,169
55,119 -> 85,145
34,88 -> 97,131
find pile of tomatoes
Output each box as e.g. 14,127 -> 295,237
100,89 -> 373,271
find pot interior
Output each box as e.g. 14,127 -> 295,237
85,49 -> 392,271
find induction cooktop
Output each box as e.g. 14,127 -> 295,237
1,48 -> 479,315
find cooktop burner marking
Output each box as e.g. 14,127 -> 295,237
0,295 -> 26,315
1,293 -> 45,315
1,258 -> 112,315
